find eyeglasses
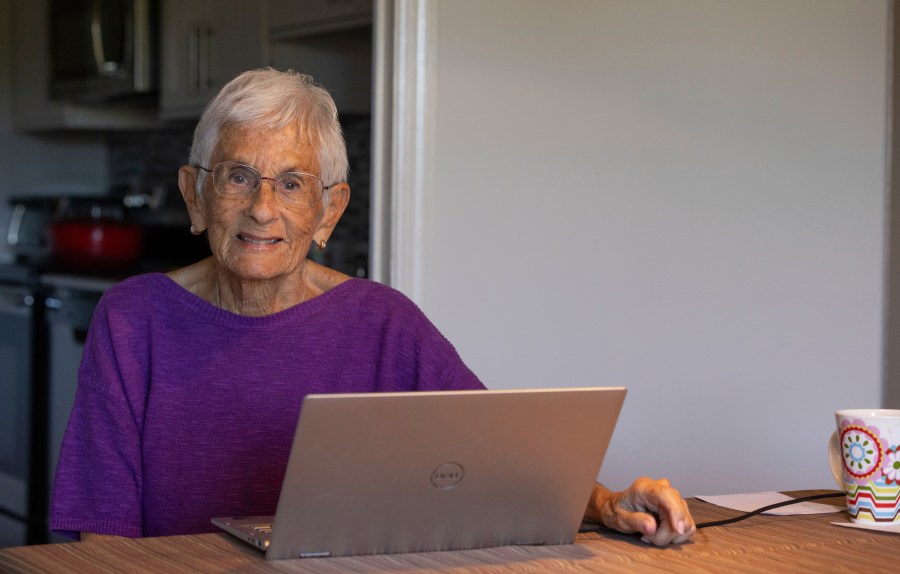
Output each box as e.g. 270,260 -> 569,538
195,162 -> 330,206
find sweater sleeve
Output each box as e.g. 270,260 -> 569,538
49,296 -> 145,539
415,314 -> 485,391
376,283 -> 486,392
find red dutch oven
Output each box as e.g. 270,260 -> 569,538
49,218 -> 143,271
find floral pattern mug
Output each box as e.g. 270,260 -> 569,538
828,409 -> 900,524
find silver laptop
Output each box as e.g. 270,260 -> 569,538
212,386 -> 626,560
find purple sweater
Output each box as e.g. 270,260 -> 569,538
50,274 -> 484,538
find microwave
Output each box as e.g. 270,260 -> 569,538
49,0 -> 158,103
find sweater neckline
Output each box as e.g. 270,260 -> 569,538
146,273 -> 364,327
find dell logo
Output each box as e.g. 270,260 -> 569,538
431,462 -> 465,489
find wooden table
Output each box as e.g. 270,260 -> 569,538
1,491 -> 897,573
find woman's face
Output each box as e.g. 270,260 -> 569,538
180,122 -> 348,282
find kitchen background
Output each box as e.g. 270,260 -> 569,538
0,0 -> 373,547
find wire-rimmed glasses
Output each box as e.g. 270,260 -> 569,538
195,162 -> 330,207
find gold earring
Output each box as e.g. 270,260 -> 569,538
317,239 -> 327,250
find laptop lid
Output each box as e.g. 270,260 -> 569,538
263,386 -> 626,560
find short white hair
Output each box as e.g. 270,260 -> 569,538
188,68 -> 349,196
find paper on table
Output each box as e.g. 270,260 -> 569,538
832,521 -> 900,534
696,491 -> 843,515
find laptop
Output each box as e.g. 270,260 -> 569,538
212,386 -> 626,560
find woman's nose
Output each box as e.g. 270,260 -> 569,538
245,179 -> 279,221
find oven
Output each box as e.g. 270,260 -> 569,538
0,266 -> 48,547
0,266 -> 109,548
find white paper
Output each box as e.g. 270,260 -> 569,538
831,521 -> 900,534
696,491 -> 843,515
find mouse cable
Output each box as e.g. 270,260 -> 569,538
695,491 -> 845,529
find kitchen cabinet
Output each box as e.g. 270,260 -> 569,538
266,1 -> 373,115
268,0 -> 372,40
11,0 -> 160,131
269,26 -> 373,115
160,0 -> 266,119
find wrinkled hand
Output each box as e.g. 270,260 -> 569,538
585,477 -> 696,546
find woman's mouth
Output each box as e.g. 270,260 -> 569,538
237,233 -> 280,245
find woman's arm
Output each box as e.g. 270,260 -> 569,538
49,291 -> 146,539
585,478 -> 696,546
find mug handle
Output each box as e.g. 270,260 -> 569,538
828,431 -> 846,492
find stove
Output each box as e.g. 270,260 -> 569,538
0,263 -> 49,546
0,259 -> 131,547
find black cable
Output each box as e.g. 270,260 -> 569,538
695,491 -> 845,529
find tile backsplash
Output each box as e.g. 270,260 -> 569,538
107,121 -> 195,192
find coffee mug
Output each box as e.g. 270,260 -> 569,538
828,409 -> 900,524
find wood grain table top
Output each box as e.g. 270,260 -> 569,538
1,490 -> 896,573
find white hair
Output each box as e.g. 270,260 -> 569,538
188,68 -> 349,197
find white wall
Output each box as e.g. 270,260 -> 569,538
388,0 -> 889,495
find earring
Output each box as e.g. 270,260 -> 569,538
317,239 -> 327,250
190,224 -> 201,235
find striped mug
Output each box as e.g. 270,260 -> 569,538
828,409 -> 900,525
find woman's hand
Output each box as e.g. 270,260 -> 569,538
585,477 -> 696,546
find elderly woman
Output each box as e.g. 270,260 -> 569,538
50,69 -> 695,547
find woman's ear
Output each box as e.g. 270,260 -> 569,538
178,165 -> 207,233
313,183 -> 351,247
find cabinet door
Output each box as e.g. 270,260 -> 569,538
269,0 -> 372,39
160,0 -> 208,117
160,0 -> 265,119
207,1 -> 266,93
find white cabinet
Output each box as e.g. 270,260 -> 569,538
160,0 -> 266,119
269,27 -> 372,115
268,0 -> 372,39
266,1 -> 373,115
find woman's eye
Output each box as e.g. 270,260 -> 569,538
227,169 -> 254,187
280,175 -> 303,193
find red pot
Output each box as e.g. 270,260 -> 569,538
49,219 -> 143,271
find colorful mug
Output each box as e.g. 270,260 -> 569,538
828,409 -> 900,524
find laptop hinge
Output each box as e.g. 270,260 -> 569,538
300,551 -> 332,558
514,540 -> 546,546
